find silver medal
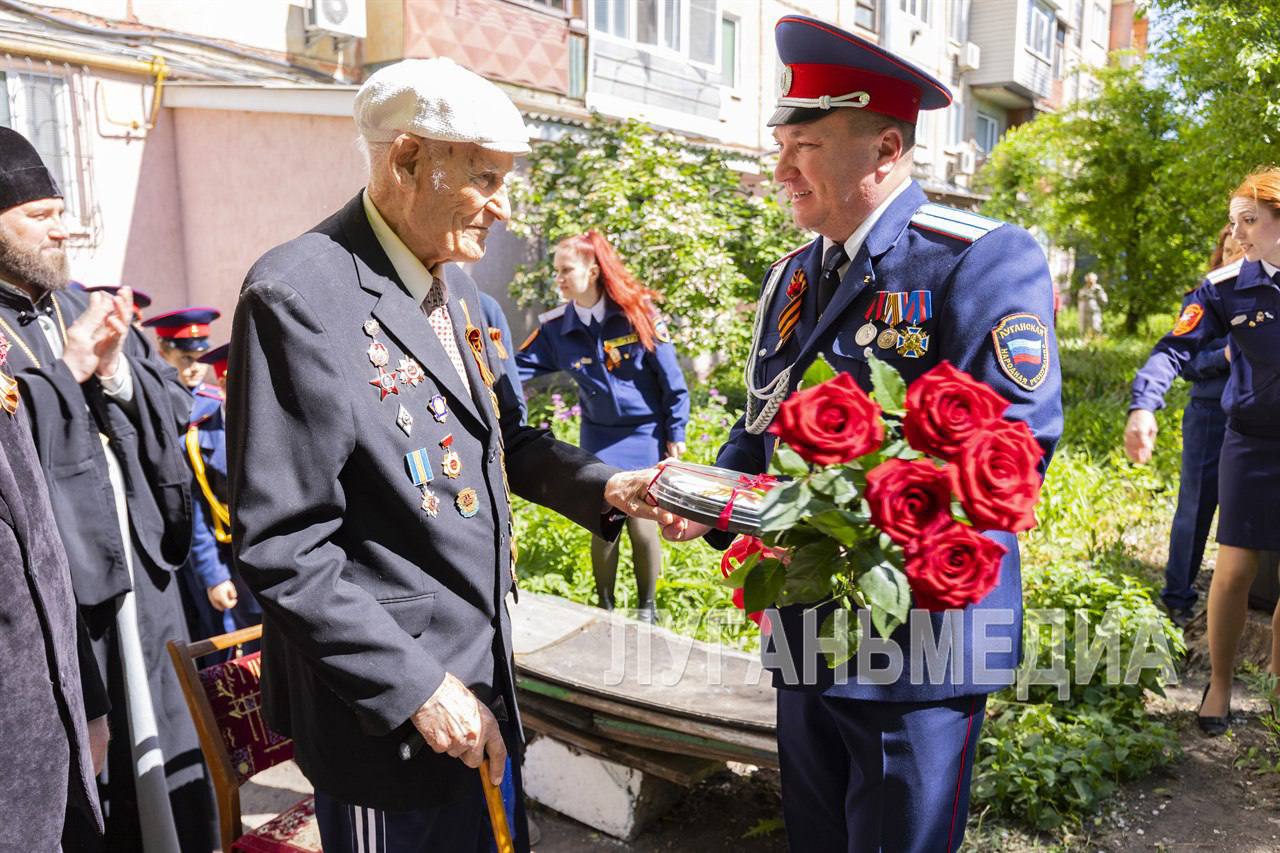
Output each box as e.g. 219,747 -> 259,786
855,323 -> 878,347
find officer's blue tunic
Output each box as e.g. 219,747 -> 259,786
181,384 -> 261,644
516,297 -> 689,468
1132,291 -> 1229,610
479,292 -> 526,423
713,181 -> 1062,852
1132,259 -> 1280,550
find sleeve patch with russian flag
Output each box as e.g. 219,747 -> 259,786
992,312 -> 1050,391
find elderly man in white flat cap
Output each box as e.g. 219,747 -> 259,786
227,58 -> 678,852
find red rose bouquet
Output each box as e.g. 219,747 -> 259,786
722,358 -> 1044,664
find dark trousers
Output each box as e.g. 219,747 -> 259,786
776,690 -> 986,853
1162,398 -> 1227,610
314,733 -> 527,853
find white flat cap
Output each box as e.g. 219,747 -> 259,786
354,57 -> 531,155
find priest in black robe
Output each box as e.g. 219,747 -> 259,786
0,127 -> 214,853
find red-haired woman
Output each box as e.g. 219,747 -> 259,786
517,231 -> 690,622
1126,167 -> 1280,735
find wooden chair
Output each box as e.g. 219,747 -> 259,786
167,625 -> 320,853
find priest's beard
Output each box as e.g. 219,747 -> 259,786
0,223 -> 69,296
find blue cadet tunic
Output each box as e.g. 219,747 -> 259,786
181,382 -> 261,642
1131,258 -> 1280,550
479,292 -> 526,423
516,297 -> 690,468
1131,291 -> 1229,611
714,181 -> 1064,702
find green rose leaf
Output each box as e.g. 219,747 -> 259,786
857,563 -> 912,640
743,556 -> 786,613
770,446 -> 810,478
779,540 -> 840,605
819,607 -> 860,668
867,353 -> 907,416
808,468 -> 859,504
807,509 -> 864,548
759,482 -> 833,533
801,357 -> 836,388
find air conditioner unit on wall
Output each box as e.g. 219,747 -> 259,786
308,0 -> 366,39
959,147 -> 977,175
960,42 -> 981,72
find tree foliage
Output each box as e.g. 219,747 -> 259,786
507,114 -> 802,363
977,2 -> 1280,330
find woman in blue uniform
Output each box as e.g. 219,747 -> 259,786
518,230 -> 690,621
1125,168 -> 1280,735
1128,226 -> 1241,627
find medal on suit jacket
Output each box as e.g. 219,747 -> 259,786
397,357 -> 425,387
427,394 -> 448,423
439,434 -> 462,478
369,367 -> 399,400
405,447 -> 438,517
776,269 -> 807,347
396,404 -> 414,436
456,487 -> 479,518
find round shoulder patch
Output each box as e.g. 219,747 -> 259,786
991,313 -> 1050,391
1172,303 -> 1204,337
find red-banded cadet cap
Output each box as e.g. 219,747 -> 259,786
770,15 -> 952,127
141,307 -> 220,352
198,342 -> 229,380
82,285 -> 153,309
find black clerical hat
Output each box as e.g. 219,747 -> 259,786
0,127 -> 61,212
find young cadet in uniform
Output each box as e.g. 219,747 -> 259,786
1128,226 -> 1241,627
1126,167 -> 1280,736
228,58 -> 674,853
667,16 -> 1062,851
517,230 -> 689,621
142,309 -> 258,645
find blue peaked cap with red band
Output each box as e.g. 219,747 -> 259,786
770,15 -> 952,127
141,306 -> 220,351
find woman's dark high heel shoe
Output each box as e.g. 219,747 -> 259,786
1197,684 -> 1231,737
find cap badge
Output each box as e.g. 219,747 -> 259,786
779,65 -> 794,97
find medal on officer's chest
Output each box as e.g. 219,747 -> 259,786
876,327 -> 898,350
855,323 -> 877,347
456,487 -> 480,518
396,404 -> 414,436
427,394 -> 448,423
405,447 -> 438,517
896,327 -> 930,358
777,270 -> 807,347
439,433 -> 462,478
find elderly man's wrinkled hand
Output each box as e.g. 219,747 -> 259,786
411,673 -> 506,785
604,468 -> 679,528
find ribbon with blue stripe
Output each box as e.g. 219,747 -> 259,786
404,448 -> 434,487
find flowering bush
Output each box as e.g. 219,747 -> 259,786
723,357 -> 1044,663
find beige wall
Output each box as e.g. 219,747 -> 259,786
168,108 -> 366,322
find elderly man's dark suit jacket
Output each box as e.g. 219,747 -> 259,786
0,400 -> 105,848
228,193 -> 622,811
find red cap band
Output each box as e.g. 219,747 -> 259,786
784,63 -> 923,123
152,323 -> 211,339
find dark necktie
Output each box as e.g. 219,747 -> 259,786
587,316 -> 601,335
817,243 -> 849,318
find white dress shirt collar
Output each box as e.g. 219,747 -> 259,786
572,296 -> 606,327
362,189 -> 441,305
821,176 -> 914,276
1262,259 -> 1278,280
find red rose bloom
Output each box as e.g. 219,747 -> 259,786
902,361 -> 1010,461
951,418 -> 1044,532
865,458 -> 954,546
904,519 -> 1007,611
722,537 -> 778,631
769,373 -> 884,466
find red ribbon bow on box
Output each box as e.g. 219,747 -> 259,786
717,473 -> 778,531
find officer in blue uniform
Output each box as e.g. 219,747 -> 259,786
1125,167 -> 1280,735
668,15 -> 1062,851
1129,230 -> 1240,626
141,310 -> 260,645
518,230 -> 689,620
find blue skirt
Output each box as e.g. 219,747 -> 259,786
580,418 -> 663,468
1217,422 -> 1280,550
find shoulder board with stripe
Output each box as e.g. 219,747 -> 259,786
537,303 -> 567,324
769,240 -> 816,269
195,385 -> 224,401
910,203 -> 1003,243
1205,258 -> 1244,285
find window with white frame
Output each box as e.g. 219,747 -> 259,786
1026,0 -> 1054,59
1091,1 -> 1108,45
947,101 -> 964,148
1053,24 -> 1066,78
975,111 -> 1000,152
948,0 -> 970,44
1073,0 -> 1085,46
855,0 -> 879,32
899,0 -> 929,24
720,14 -> 739,88
0,70 -> 82,225
595,0 -> 720,66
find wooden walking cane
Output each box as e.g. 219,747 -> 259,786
399,734 -> 515,852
